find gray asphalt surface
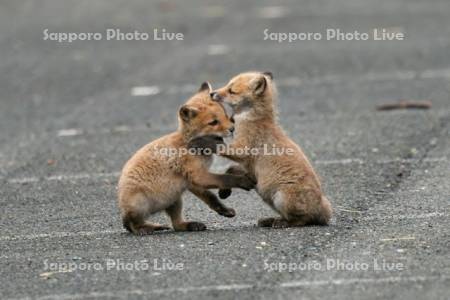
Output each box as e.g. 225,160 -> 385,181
1,0 -> 449,299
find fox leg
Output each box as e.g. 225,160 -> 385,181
189,172 -> 254,191
257,217 -> 278,227
165,198 -> 207,231
121,192 -> 171,235
218,165 -> 251,199
257,217 -> 307,228
184,156 -> 254,191
225,164 -> 248,175
189,187 -> 235,217
256,190 -> 289,228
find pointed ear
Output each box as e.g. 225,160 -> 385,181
198,81 -> 212,93
179,105 -> 198,122
250,75 -> 267,96
262,71 -> 273,80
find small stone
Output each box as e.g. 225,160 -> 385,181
207,44 -> 230,56
257,6 -> 288,19
57,128 -> 83,137
131,86 -> 160,96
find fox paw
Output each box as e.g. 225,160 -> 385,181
238,175 -> 256,191
135,224 -> 170,235
257,217 -> 289,228
217,207 -> 236,218
153,225 -> 171,231
257,217 -> 276,227
271,219 -> 289,229
185,221 -> 207,231
218,189 -> 232,199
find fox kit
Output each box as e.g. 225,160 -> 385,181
206,72 -> 333,228
118,82 -> 254,235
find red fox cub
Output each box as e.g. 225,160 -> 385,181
118,82 -> 254,235
206,71 -> 333,228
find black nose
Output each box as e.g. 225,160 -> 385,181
230,126 -> 235,133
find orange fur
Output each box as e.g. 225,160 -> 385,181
118,83 -> 254,235
212,72 -> 333,227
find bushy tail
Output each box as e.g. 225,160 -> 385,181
122,213 -> 134,233
311,196 -> 333,225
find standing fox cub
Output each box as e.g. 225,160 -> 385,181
118,82 -> 254,235
193,72 -> 333,228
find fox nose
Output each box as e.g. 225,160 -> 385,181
229,126 -> 235,133
210,92 -> 222,102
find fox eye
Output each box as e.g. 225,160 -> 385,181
208,120 -> 219,126
228,88 -> 237,95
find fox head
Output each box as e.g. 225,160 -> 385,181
178,82 -> 235,141
210,71 -> 277,120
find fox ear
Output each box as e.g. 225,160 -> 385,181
250,75 -> 267,96
179,105 -> 198,122
262,71 -> 273,80
198,81 -> 212,93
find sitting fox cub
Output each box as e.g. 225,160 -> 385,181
118,82 -> 254,235
191,72 -> 333,228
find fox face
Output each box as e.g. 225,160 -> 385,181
210,71 -> 274,115
179,82 -> 235,140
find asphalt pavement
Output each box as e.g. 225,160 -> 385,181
0,0 -> 449,299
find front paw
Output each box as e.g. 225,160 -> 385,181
218,188 -> 232,199
238,175 -> 256,191
185,221 -> 207,231
217,207 -> 236,218
272,219 -> 289,229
